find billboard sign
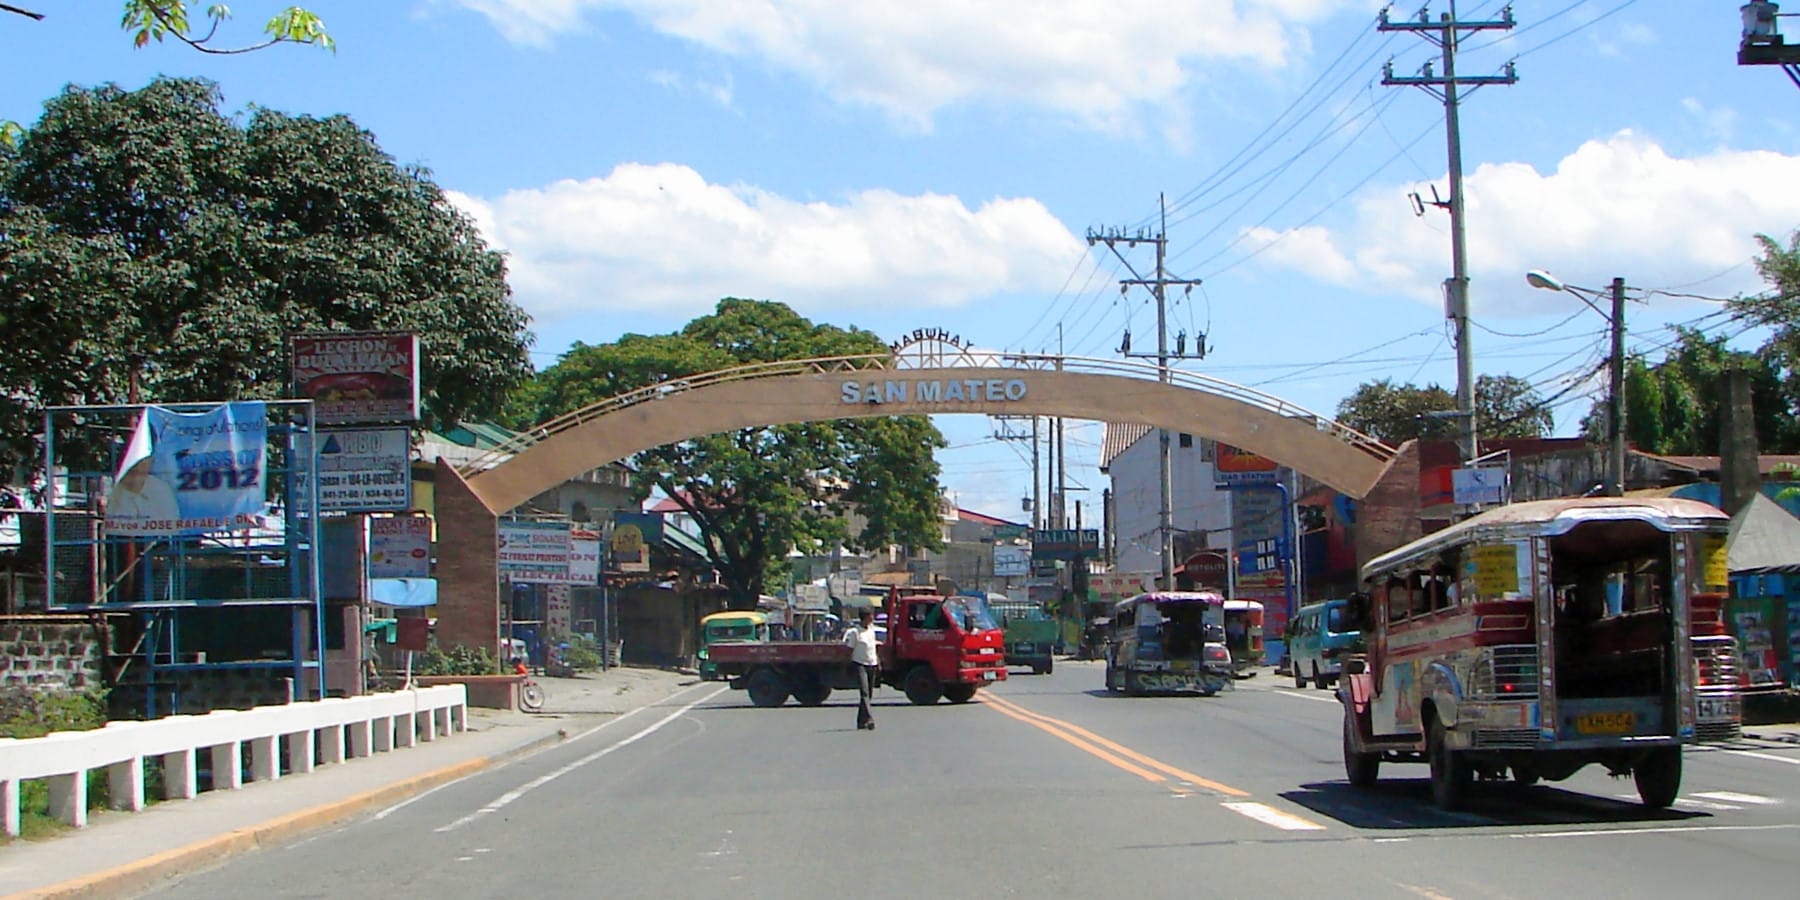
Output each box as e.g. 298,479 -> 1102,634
317,427 -> 411,512
369,515 -> 432,579
1452,466 -> 1507,506
1216,444 -> 1280,484
291,332 -> 421,424
104,402 -> 268,537
499,520 -> 573,584
993,545 -> 1030,577
1030,528 -> 1099,560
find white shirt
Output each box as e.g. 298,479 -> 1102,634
844,623 -> 880,666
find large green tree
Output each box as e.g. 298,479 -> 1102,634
1576,328 -> 1796,455
0,77 -> 533,483
1334,374 -> 1552,444
532,299 -> 946,607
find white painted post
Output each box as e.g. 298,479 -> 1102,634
107,757 -> 146,811
372,716 -> 393,752
418,709 -> 437,742
164,748 -> 198,799
348,720 -> 373,759
46,771 -> 87,828
451,702 -> 467,732
321,724 -> 346,764
3,778 -> 19,838
249,735 -> 279,782
212,742 -> 243,790
396,711 -> 417,748
287,730 -> 315,774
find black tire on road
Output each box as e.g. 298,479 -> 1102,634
1105,663 -> 1122,694
902,666 -> 943,705
1042,656 -> 1054,676
1427,715 -> 1471,811
1634,747 -> 1682,808
943,683 -> 978,704
746,669 -> 791,708
1294,666 -> 1307,689
1511,765 -> 1540,786
791,677 -> 831,707
1343,712 -> 1379,788
1312,663 -> 1329,690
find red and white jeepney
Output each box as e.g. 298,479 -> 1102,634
1340,497 -> 1741,810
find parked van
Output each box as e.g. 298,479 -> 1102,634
1287,598 -> 1360,689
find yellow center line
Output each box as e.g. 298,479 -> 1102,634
984,694 -> 1250,798
982,699 -> 1167,783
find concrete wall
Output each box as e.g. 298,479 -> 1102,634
0,617 -> 101,692
1108,432 -> 1232,575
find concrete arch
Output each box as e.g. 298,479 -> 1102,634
428,354 -> 1400,657
456,354 -> 1396,514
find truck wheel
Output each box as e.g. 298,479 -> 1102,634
791,677 -> 831,707
1294,665 -> 1307,689
902,666 -> 943,705
1633,747 -> 1682,808
746,669 -> 790,708
1042,656 -> 1054,676
1312,663 -> 1329,690
1427,715 -> 1470,810
1343,712 -> 1380,788
943,683 -> 978,704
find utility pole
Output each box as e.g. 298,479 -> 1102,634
992,415 -> 1040,527
1088,195 -> 1206,591
1382,2 -> 1516,464
1606,277 -> 1627,497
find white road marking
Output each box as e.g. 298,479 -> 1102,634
372,680 -> 722,821
1512,823 -> 1799,840
1723,749 -> 1800,767
1221,801 -> 1328,831
435,685 -> 728,833
1692,791 -> 1780,805
1270,689 -> 1340,704
1672,798 -> 1744,812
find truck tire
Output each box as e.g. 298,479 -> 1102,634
746,669 -> 790,708
791,676 -> 832,707
1343,711 -> 1380,788
943,683 -> 978,704
902,666 -> 943,705
1633,747 -> 1681,808
1427,715 -> 1470,810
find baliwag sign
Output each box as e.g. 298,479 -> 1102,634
840,377 -> 1029,405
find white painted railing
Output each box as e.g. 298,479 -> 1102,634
0,685 -> 468,836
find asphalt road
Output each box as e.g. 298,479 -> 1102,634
152,660 -> 1800,899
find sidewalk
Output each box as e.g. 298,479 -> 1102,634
0,666 -> 701,900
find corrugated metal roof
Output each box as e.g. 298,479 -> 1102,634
1100,423 -> 1152,471
1728,493 -> 1800,574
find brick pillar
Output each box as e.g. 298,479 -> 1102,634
1720,367 -> 1762,517
1354,440 -> 1423,574
434,461 -> 502,669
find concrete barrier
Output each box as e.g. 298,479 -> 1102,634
0,684 -> 468,836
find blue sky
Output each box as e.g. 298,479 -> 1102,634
7,1 -> 1799,521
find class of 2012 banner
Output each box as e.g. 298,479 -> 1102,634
104,402 -> 270,536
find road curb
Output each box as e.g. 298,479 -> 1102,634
5,727 -> 573,900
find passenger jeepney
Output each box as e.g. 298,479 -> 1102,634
1104,591 -> 1234,696
1339,497 -> 1741,810
697,610 -> 770,681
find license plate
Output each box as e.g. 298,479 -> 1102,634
1170,659 -> 1194,671
1576,711 -> 1635,734
982,671 -> 997,681
1697,697 -> 1734,719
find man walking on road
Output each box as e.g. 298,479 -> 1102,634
845,608 -> 880,731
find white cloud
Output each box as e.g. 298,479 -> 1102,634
449,162 -> 1088,322
1249,132 -> 1800,315
445,1 -> 1364,131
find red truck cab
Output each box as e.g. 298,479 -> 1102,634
709,586 -> 1007,707
883,588 -> 1009,704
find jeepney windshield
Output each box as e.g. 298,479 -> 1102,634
706,623 -> 759,642
943,597 -> 1000,633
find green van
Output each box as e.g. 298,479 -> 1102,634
1287,598 -> 1360,690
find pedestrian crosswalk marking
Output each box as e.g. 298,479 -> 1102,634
1692,791 -> 1779,805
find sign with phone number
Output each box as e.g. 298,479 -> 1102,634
316,427 -> 412,512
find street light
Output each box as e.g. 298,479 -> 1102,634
1526,269 -> 1628,497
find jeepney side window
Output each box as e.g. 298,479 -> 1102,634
1431,550 -> 1461,612
1409,572 -> 1433,618
1386,576 -> 1411,623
